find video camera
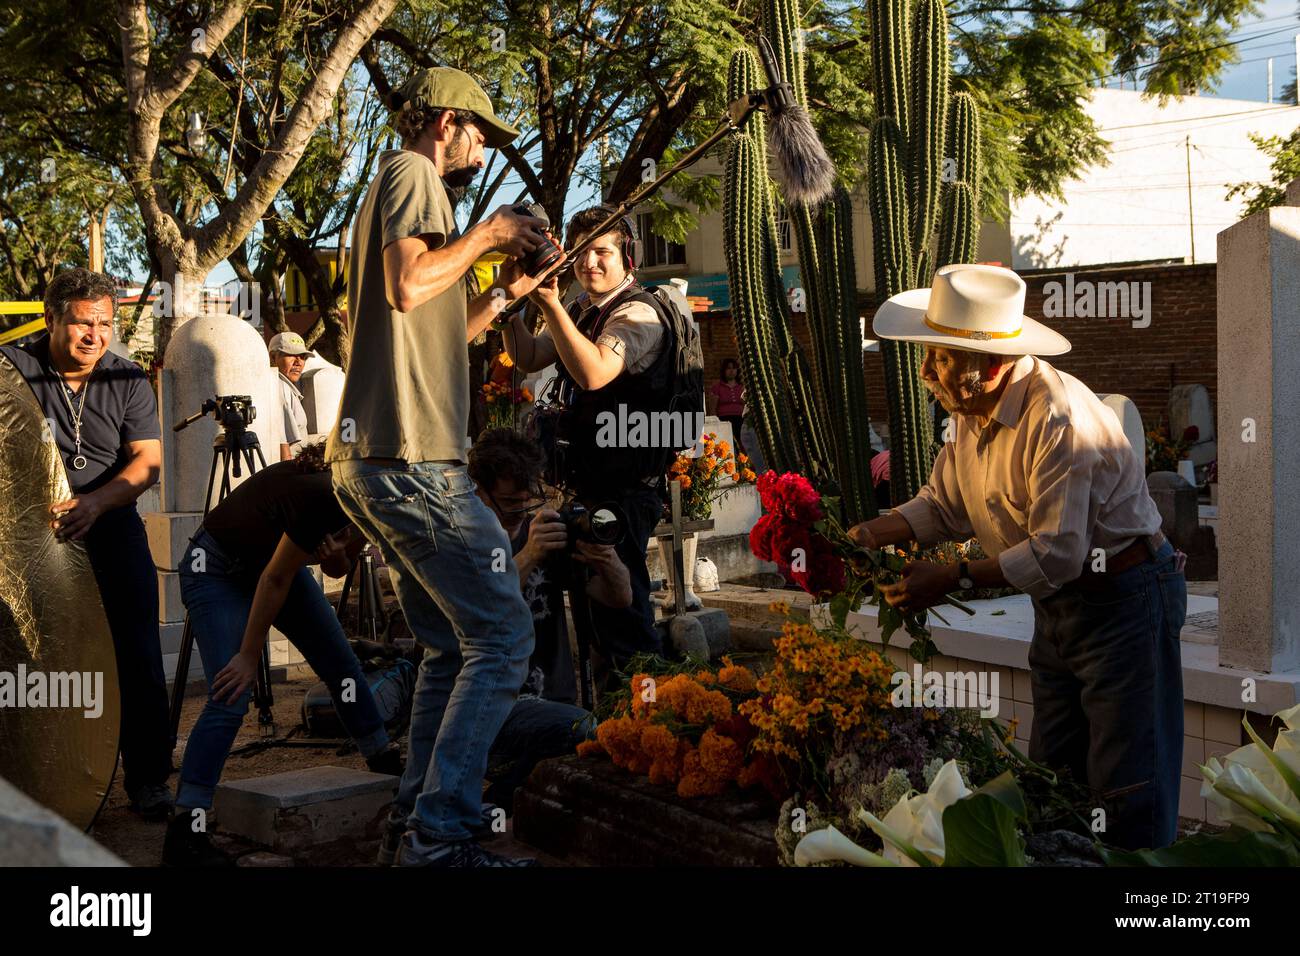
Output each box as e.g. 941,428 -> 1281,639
173,395 -> 257,434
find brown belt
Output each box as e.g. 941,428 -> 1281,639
1068,531 -> 1166,589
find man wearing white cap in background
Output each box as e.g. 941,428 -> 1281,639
848,263 -> 1187,850
268,331 -> 314,461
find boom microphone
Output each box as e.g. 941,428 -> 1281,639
490,33 -> 839,323
751,36 -> 836,207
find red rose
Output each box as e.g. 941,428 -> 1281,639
748,513 -> 780,561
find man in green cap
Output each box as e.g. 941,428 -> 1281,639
328,67 -> 560,867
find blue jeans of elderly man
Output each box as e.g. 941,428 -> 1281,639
849,264 -> 1187,851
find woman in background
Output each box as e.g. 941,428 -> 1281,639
708,357 -> 746,453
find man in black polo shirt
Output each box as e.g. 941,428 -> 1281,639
0,268 -> 173,819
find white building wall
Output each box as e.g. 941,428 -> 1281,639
1009,88 -> 1299,269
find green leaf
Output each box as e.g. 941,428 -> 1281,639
829,592 -> 852,631
879,604 -> 902,647
941,789 -> 1028,867
1098,827 -> 1300,867
971,771 -> 1028,821
908,637 -> 938,663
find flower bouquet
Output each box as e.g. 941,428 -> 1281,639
577,657 -> 785,799
748,470 -> 972,663
667,433 -> 757,521
481,381 -> 533,431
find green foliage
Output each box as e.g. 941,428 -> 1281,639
1099,827 -> 1300,867
1226,129 -> 1300,217
941,771 -> 1029,867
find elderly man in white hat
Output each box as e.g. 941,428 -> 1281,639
849,263 -> 1187,850
268,331 -> 314,461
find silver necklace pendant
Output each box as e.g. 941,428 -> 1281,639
70,455 -> 87,470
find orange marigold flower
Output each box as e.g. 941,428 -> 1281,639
678,475 -> 692,490
717,664 -> 757,693
697,728 -> 743,781
576,739 -> 605,757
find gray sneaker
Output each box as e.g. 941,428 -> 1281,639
377,803 -> 505,865
395,831 -> 538,868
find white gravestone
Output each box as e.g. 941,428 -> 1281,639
299,355 -> 346,438
1168,383 -> 1217,469
1098,393 -> 1146,471
159,312 -> 283,512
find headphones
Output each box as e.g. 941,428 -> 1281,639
591,204 -> 642,272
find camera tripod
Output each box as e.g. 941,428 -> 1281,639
167,400 -> 276,744
334,545 -> 387,643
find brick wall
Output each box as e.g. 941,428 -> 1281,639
698,262 -> 1217,433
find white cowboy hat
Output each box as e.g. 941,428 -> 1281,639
872,263 -> 1071,355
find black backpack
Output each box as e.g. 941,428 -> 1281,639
536,283 -> 705,493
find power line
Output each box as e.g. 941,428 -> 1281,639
1022,23 -> 1300,100
1097,102 -> 1299,132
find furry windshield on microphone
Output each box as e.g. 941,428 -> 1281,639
767,101 -> 836,207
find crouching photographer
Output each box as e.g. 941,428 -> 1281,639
502,205 -> 703,688
376,428 -> 616,863
164,441 -> 401,867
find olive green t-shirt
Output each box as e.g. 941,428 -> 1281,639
326,149 -> 468,464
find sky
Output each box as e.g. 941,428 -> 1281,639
202,3 -> 1300,288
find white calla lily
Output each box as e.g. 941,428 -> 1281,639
793,824 -> 897,867
858,759 -> 972,867
1200,707 -> 1300,837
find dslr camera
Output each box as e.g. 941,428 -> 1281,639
513,203 -> 564,277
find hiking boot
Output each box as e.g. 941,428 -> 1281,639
161,813 -> 234,868
395,831 -> 538,868
365,742 -> 403,777
128,784 -> 174,822
377,803 -> 505,865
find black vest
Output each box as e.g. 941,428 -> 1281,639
552,284 -> 674,496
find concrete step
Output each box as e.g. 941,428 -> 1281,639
213,765 -> 397,853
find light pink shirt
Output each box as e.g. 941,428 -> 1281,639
893,355 -> 1162,599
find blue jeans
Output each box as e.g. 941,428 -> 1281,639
484,698 -> 595,812
332,460 -> 534,842
175,529 -> 389,810
1029,540 -> 1186,850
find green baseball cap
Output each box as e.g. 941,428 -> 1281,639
392,67 -> 519,149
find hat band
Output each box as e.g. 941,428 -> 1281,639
923,313 -> 1022,342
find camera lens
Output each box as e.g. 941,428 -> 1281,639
589,508 -> 622,544
514,203 -> 562,277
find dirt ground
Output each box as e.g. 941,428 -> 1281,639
90,671 -> 567,867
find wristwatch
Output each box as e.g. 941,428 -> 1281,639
957,560 -> 974,591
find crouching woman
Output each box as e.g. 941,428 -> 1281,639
163,441 -> 400,866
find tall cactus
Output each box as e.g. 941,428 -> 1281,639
867,0 -> 982,503
740,0 -> 877,524
728,48 -> 795,476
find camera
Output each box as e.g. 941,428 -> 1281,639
213,395 -> 256,431
513,203 -> 564,277
173,395 -> 257,434
557,499 -> 626,549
